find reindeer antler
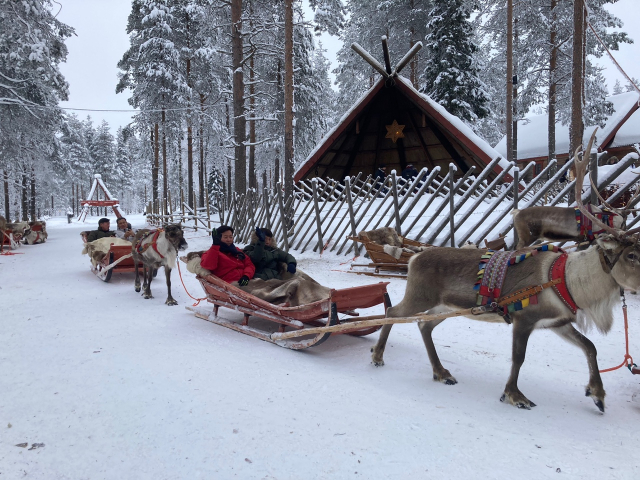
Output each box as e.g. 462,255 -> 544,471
574,129 -> 623,239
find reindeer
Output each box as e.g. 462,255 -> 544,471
511,204 -> 625,249
371,131 -> 640,412
512,141 -> 635,249
131,225 -> 188,306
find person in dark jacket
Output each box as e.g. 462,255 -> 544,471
86,218 -> 115,242
243,227 -> 297,280
374,164 -> 388,196
200,225 -> 255,285
401,163 -> 419,181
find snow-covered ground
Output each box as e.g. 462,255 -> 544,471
1,215 -> 639,479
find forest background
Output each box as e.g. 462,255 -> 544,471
1,0 -> 639,221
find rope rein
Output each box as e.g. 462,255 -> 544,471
600,291 -> 637,374
176,259 -> 207,307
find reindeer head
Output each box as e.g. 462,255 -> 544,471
595,234 -> 640,291
164,224 -> 188,252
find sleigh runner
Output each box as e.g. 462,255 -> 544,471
185,271 -> 391,349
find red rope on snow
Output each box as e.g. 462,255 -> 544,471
176,259 -> 208,307
599,298 -> 638,374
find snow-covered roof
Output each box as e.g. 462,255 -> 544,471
494,91 -> 640,160
396,77 -> 512,175
611,106 -> 640,148
296,74 -> 515,182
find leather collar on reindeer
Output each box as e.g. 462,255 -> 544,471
135,229 -> 165,259
574,206 -> 617,242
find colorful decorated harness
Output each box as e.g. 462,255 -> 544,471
135,229 -> 165,259
574,205 -> 617,242
475,245 -> 577,322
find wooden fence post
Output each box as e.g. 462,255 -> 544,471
512,167 -> 519,250
390,171 -> 401,234
276,183 -> 290,252
311,179 -> 324,252
345,177 -> 359,255
449,163 -> 457,247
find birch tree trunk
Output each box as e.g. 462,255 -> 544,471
21,169 -> 28,221
505,0 -> 513,163
162,108 -> 168,215
3,170 -> 9,220
153,124 -> 159,213
548,0 -> 557,163
570,0 -> 585,160
30,165 -> 36,221
232,0 -> 247,193
284,0 -> 294,202
199,94 -> 206,208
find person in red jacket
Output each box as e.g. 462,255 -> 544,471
200,225 -> 255,285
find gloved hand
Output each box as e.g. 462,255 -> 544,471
211,228 -> 221,245
255,227 -> 265,242
238,275 -> 250,287
287,262 -> 296,274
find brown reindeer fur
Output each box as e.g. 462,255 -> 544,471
132,225 -> 188,305
358,227 -> 402,247
371,238 -> 640,411
512,206 -> 624,249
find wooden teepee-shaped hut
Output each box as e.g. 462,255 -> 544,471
295,38 -> 510,182
78,174 -> 122,222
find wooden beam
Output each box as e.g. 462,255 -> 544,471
422,114 -> 469,173
342,106 -> 375,178
406,109 -> 436,170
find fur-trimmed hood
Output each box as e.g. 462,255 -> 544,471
249,231 -> 279,249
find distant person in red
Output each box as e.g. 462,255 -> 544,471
200,225 -> 255,286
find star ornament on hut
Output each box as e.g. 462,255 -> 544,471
385,119 -> 405,143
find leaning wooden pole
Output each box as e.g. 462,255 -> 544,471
270,308 -> 479,341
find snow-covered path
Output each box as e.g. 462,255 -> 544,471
1,217 -> 639,479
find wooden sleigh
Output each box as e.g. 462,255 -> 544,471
81,232 -> 137,282
347,235 -> 431,277
185,272 -> 391,350
1,228 -> 22,251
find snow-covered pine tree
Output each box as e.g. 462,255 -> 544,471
422,0 -> 489,123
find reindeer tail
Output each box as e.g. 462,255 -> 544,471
510,209 -> 520,217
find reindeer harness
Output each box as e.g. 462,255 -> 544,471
475,245 -> 577,322
135,229 -> 165,259
574,206 -> 617,242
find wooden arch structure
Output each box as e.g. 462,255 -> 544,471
78,174 -> 122,222
295,38 -> 509,183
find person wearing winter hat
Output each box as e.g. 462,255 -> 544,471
200,225 -> 255,286
243,227 -> 297,280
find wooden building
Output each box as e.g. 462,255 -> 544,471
294,75 -> 510,182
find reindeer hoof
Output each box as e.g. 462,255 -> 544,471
500,392 -> 535,409
372,359 -> 385,367
585,387 -> 605,412
433,370 -> 457,385
165,298 -> 178,306
135,287 -> 141,293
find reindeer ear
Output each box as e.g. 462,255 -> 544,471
596,234 -> 622,252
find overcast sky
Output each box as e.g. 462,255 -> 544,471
56,0 -> 640,135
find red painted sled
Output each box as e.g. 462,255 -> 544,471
81,232 -> 137,282
1,228 -> 22,251
186,273 -> 391,350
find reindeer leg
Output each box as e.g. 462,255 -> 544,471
144,264 -> 154,299
164,267 -> 178,306
418,318 -> 457,384
134,259 -> 141,293
371,325 -> 393,366
552,323 -> 605,412
501,319 -> 536,409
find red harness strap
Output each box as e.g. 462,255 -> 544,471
550,253 -> 578,314
136,229 -> 165,259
